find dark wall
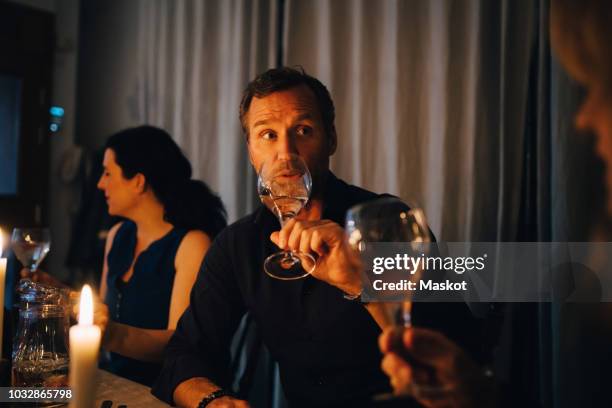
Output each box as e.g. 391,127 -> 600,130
75,0 -> 140,149
0,1 -> 53,229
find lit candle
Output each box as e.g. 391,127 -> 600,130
0,229 -> 6,358
69,285 -> 101,408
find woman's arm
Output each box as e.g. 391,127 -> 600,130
100,222 -> 123,301
168,230 -> 211,329
102,317 -> 175,362
100,230 -> 211,362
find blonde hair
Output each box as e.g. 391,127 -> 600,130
550,0 -> 612,98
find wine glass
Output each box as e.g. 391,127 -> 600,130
346,198 -> 445,400
345,197 -> 431,327
11,228 -> 51,277
257,154 -> 316,280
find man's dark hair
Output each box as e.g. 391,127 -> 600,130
239,66 -> 336,139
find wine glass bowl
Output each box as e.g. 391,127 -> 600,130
11,228 -> 51,274
257,154 -> 316,280
345,198 -> 431,326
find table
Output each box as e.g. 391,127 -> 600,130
95,368 -> 169,407
3,368 -> 169,407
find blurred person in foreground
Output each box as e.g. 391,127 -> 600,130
379,1 -> 612,407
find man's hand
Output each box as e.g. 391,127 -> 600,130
379,327 -> 497,408
270,219 -> 362,295
207,397 -> 250,408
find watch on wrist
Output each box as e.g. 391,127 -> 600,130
198,389 -> 234,408
342,289 -> 363,302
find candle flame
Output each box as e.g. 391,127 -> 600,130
78,284 -> 94,326
25,234 -> 33,244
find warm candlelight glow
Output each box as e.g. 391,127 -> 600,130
70,284 -> 101,407
0,228 -> 3,258
79,285 -> 94,326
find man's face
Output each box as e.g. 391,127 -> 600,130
245,84 -> 337,192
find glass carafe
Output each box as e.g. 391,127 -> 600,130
12,280 -> 70,390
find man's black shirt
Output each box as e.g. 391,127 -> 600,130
152,173 -> 480,407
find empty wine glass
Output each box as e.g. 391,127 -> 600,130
346,198 -> 448,401
257,154 -> 316,280
345,197 -> 431,327
11,228 -> 51,277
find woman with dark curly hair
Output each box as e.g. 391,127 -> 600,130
95,125 -> 226,385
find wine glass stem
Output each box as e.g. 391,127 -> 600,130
278,214 -> 295,258
281,252 -> 294,263
401,301 -> 413,328
279,214 -> 293,227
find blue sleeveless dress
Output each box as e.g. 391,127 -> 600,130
102,220 -> 188,386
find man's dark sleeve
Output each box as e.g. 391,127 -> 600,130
152,230 -> 246,404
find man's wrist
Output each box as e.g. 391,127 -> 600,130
198,389 -> 235,407
338,280 -> 363,298
173,377 -> 222,408
342,289 -> 362,300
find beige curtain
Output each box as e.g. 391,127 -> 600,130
135,0 -> 278,221
284,0 -> 536,241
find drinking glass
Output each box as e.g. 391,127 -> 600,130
257,154 -> 316,280
345,197 -> 430,327
12,280 -> 70,407
346,198 -> 448,400
11,228 -> 51,275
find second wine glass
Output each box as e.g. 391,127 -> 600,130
346,198 -> 456,401
11,228 -> 51,277
345,197 -> 431,327
257,154 -> 316,280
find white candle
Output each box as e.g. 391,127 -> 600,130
0,229 -> 6,359
69,285 -> 101,408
